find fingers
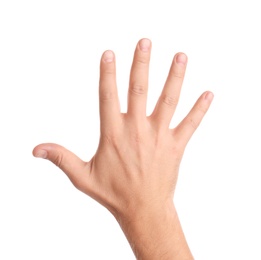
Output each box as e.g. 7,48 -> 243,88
99,50 -> 121,129
174,91 -> 214,146
32,143 -> 90,191
127,38 -> 151,119
151,53 -> 187,127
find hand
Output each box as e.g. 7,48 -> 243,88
33,38 -> 213,259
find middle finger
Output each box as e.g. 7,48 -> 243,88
127,38 -> 151,120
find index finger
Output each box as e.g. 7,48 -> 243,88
99,50 -> 121,130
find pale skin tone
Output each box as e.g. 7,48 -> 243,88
33,38 -> 213,259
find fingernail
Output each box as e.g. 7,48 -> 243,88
176,53 -> 187,65
103,50 -> 114,63
139,39 -> 151,52
205,91 -> 214,101
35,150 -> 47,159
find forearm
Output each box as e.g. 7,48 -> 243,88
117,201 -> 193,260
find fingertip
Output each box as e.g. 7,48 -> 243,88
32,143 -> 58,159
102,50 -> 115,63
175,52 -> 187,65
204,91 -> 214,102
34,149 -> 48,159
32,144 -> 47,159
138,38 -> 151,52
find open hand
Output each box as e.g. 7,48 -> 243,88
33,38 -> 213,259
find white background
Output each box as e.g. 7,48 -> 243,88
0,0 -> 260,259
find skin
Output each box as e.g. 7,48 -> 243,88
33,38 -> 213,260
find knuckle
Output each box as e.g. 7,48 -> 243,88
132,132 -> 143,144
102,132 -> 118,145
170,68 -> 183,79
71,176 -> 86,192
53,153 -> 63,168
104,69 -> 114,75
100,91 -> 115,102
102,66 -> 115,75
135,56 -> 148,66
162,94 -> 178,107
129,84 -> 146,96
186,116 -> 199,130
196,103 -> 208,114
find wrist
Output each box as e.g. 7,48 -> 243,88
115,200 -> 193,259
117,198 -> 176,226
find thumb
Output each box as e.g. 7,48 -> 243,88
32,143 -> 91,191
